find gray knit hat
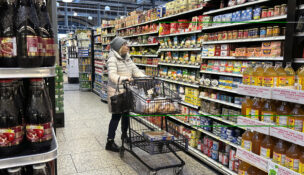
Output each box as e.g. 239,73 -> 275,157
110,37 -> 127,52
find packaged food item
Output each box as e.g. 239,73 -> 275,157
260,27 -> 266,38
173,36 -> 179,48
190,52 -> 196,64
268,8 -> 274,17
266,27 -> 273,37
184,52 -> 189,64
172,52 -> 179,63
183,69 -> 189,81
177,69 -> 182,79
252,132 -> 264,155
274,5 -> 281,16
281,4 -> 287,15
260,135 -> 274,159
189,70 -> 196,82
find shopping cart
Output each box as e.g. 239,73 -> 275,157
121,78 -> 188,175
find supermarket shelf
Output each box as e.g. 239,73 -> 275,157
201,56 -> 284,61
200,85 -> 238,94
294,58 -> 304,63
188,147 -> 237,175
180,101 -> 200,109
198,111 -> 239,127
200,70 -> 243,77
128,43 -> 159,47
122,31 -> 159,38
204,0 -> 270,15
77,39 -> 90,41
0,67 -> 55,78
0,129 -> 58,169
158,62 -> 200,68
157,77 -> 200,88
236,147 -> 268,172
101,25 -> 114,29
158,48 -> 201,52
159,7 -> 204,20
101,34 -> 116,38
202,15 -> 287,30
130,54 -> 159,57
117,19 -> 159,31
159,30 -> 202,37
134,63 -> 158,67
202,36 -> 285,44
295,32 -> 304,37
199,96 -> 242,109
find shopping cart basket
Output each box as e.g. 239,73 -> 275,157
120,78 -> 188,175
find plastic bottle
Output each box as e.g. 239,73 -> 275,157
285,144 -> 301,172
247,166 -> 260,175
251,97 -> 263,121
242,129 -> 253,151
273,140 -> 288,166
263,62 -> 277,87
289,104 -> 304,132
238,161 -> 251,175
276,101 -> 291,127
260,135 -> 274,159
242,96 -> 253,118
252,131 -> 264,155
275,62 -> 287,87
243,63 -> 254,85
252,62 -> 264,86
6,167 -> 22,175
299,151 -> 304,175
261,99 -> 276,124
25,78 -> 53,150
285,62 -> 295,87
298,66 -> 304,90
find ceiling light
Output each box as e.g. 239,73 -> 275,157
105,6 -> 110,11
62,0 -> 73,2
88,16 -> 93,20
73,12 -> 78,16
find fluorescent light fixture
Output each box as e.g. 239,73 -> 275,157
73,12 -> 77,16
88,16 -> 93,20
105,6 -> 110,11
62,0 -> 73,2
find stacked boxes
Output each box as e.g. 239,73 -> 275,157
55,66 -> 64,114
185,87 -> 201,106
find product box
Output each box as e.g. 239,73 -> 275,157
143,131 -> 174,142
221,51 -> 229,56
221,44 -> 230,51
208,45 -> 216,51
254,47 -> 262,57
215,50 -> 221,56
202,51 -> 208,57
246,48 -> 255,57
261,42 -> 272,49
215,45 -> 221,51
202,45 -> 209,51
262,49 -> 272,57
208,51 -> 215,57
235,11 -> 241,22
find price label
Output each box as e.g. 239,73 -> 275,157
272,88 -> 304,105
270,127 -> 304,146
236,147 -> 268,171
237,116 -> 270,135
268,161 -> 301,175
237,84 -> 272,99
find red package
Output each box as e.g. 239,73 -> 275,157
170,23 -> 179,34
178,19 -> 190,31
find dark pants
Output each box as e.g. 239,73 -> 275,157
107,113 -> 129,140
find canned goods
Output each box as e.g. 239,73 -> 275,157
261,9 -> 268,18
274,5 -> 281,16
211,150 -> 219,160
253,28 -> 259,38
222,153 -> 229,166
232,30 -> 238,40
243,29 -> 249,39
281,4 -> 287,15
267,26 -> 273,37
218,32 -> 222,40
268,8 -> 274,17
219,152 -> 223,163
207,138 -> 213,148
238,30 -> 244,39
248,29 -> 253,38
273,26 -> 280,36
281,27 -> 286,35
207,147 -> 212,157
212,141 -> 219,151
222,31 -> 228,40
228,31 -> 233,40
229,149 -> 236,161
260,27 -> 266,37
229,160 -> 235,171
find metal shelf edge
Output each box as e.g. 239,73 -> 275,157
0,67 -> 56,78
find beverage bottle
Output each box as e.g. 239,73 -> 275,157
242,96 -> 253,118
12,80 -> 25,138
284,62 -> 295,87
241,129 -> 253,151
263,62 -> 277,87
16,0 -> 42,67
238,161 -> 250,175
298,66 -> 304,90
6,167 -> 22,175
243,63 -> 254,85
32,163 -> 50,175
252,62 -> 264,86
275,62 -> 287,87
300,151 -> 304,175
35,0 -> 55,66
251,97 -> 263,121
25,78 -> 53,150
261,99 -> 276,124
285,144 -> 301,172
289,104 -> 304,132
273,139 -> 287,165
260,135 -> 274,159
0,80 -> 23,155
276,101 -> 291,127
0,0 -> 18,67
252,131 -> 264,155
247,166 -> 259,175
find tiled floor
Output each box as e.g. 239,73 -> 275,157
57,85 -> 219,175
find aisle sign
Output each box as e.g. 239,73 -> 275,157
236,147 -> 268,171
272,88 -> 304,104
270,127 -> 304,146
268,161 -> 301,175
237,84 -> 272,99
237,116 -> 270,135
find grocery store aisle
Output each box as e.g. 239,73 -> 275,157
57,90 -> 219,175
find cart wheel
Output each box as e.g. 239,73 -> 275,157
119,147 -> 125,159
173,167 -> 183,175
149,171 -> 157,175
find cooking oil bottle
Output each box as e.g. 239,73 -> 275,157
261,99 -> 276,124
285,62 -> 295,87
263,62 -> 277,87
252,131 -> 264,155
273,139 -> 288,166
260,135 -> 274,159
252,62 -> 264,86
289,104 -> 304,132
251,97 -> 263,121
298,66 -> 304,90
275,62 -> 287,87
238,161 -> 251,175
242,129 -> 254,151
242,96 -> 253,118
276,101 -> 291,127
247,166 -> 260,175
285,144 -> 301,172
299,150 -> 304,175
243,63 -> 254,85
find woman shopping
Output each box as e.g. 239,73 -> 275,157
106,37 -> 146,152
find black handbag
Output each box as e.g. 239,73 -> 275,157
110,77 -> 133,113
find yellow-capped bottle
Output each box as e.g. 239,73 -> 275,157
252,62 -> 264,86
298,66 -> 304,91
242,129 -> 254,151
263,62 -> 277,87
261,99 -> 276,124
285,62 -> 295,87
243,63 -> 254,85
242,96 -> 253,118
275,62 -> 287,87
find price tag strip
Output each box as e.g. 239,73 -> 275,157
236,147 -> 269,172
237,116 -> 270,135
270,126 -> 304,146
237,84 -> 272,99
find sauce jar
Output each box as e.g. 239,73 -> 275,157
243,29 -> 249,39
238,30 -> 244,39
261,9 -> 268,18
218,32 -> 223,40
222,31 -> 228,40
253,28 -> 259,38
273,26 -> 280,36
274,5 -> 281,16
228,31 -> 233,40
232,30 -> 238,40
268,8 -> 274,17
281,27 -> 286,35
281,4 -> 287,15
266,26 -> 273,37
248,29 -> 253,38
260,27 -> 266,37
